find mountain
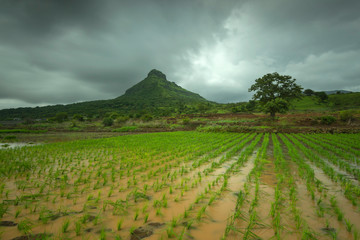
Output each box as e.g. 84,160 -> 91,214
117,69 -> 207,105
0,69 -> 210,120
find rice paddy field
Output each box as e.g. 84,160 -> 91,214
0,132 -> 359,240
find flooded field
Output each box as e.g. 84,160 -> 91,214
0,142 -> 41,149
0,132 -> 359,239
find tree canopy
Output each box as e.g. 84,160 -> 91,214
314,91 -> 328,102
304,89 -> 314,96
249,72 -> 303,117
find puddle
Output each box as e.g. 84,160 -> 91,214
0,142 -> 41,149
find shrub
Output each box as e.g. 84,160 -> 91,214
169,124 -> 183,130
73,114 -> 84,122
141,114 -> 153,122
314,92 -> 328,102
182,117 -> 191,125
54,112 -> 68,123
110,112 -> 120,120
103,117 -> 114,127
117,116 -> 130,124
319,116 -> 336,125
339,110 -> 356,122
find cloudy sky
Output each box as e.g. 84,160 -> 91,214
1,0 -> 359,109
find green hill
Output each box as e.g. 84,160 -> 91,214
291,92 -> 360,111
116,69 -> 208,107
0,69 -> 210,120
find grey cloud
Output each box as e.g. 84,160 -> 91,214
0,0 -> 359,109
176,0 -> 360,102
0,0 -> 241,108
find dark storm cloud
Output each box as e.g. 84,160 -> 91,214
177,0 -> 360,102
0,0 -> 242,108
0,0 -> 106,44
0,0 -> 359,108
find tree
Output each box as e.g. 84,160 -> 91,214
54,112 -> 68,123
248,72 -> 303,118
102,117 -> 114,127
303,89 -> 314,96
245,100 -> 256,112
263,98 -> 289,116
314,91 -> 328,102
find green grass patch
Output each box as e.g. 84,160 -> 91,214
112,126 -> 139,132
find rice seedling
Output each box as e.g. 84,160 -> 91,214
0,203 -> 8,218
167,225 -> 176,238
345,219 -> 353,232
156,208 -> 162,216
17,218 -> 33,235
1,131 -> 359,240
134,209 -> 139,221
171,216 -> 177,227
100,228 -> 106,240
15,209 -> 21,218
354,230 -> 359,240
144,213 -> 149,223
186,219 -> 194,230
75,220 -> 82,236
61,219 -> 70,233
117,219 -> 123,231
302,228 -> 318,240
129,226 -> 136,235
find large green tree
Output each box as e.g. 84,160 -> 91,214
248,72 -> 303,117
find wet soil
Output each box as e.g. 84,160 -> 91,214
10,233 -> 53,240
191,158 -> 255,240
0,220 -> 17,226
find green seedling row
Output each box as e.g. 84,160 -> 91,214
0,132 -> 359,240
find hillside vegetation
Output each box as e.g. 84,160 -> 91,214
0,70 -> 212,120
0,69 -> 359,121
291,92 -> 360,111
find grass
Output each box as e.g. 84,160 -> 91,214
112,126 -> 138,132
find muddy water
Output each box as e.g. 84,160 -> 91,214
0,142 -> 42,149
190,158 -> 255,240
296,183 -> 330,240
254,158 -> 276,239
320,157 -> 359,186
142,159 -> 241,239
307,162 -> 360,234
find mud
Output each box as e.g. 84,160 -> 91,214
0,220 -> 17,226
11,233 -> 53,240
130,222 -> 164,240
191,158 -> 255,240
